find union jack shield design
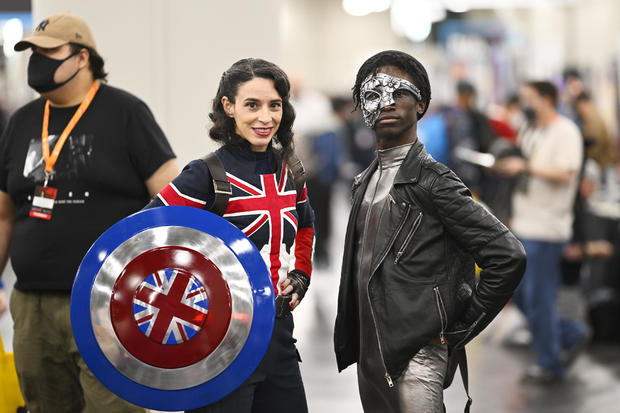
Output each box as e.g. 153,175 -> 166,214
132,269 -> 209,345
71,206 -> 274,411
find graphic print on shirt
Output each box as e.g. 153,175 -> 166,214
22,134 -> 93,203
223,162 -> 298,292
23,134 -> 94,182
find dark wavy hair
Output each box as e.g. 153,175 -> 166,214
209,58 -> 296,161
69,43 -> 107,81
352,50 -> 431,120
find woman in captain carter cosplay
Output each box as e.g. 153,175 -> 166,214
145,58 -> 315,412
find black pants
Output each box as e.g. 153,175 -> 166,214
306,178 -> 333,265
187,314 -> 308,413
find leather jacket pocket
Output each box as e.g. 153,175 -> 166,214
394,211 -> 423,264
434,286 -> 448,345
444,312 -> 487,349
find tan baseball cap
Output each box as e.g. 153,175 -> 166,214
14,13 -> 97,52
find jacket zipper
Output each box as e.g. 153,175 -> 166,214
371,205 -> 411,275
454,311 -> 487,348
366,204 -> 412,388
434,287 -> 448,345
467,312 -> 486,333
367,281 -> 394,387
394,211 -> 423,264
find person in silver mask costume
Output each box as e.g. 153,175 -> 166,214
360,73 -> 423,128
334,50 -> 526,412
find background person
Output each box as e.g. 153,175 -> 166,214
0,13 -> 178,412
496,80 -> 586,382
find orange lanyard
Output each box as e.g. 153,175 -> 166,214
41,81 -> 100,179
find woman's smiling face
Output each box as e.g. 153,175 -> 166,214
222,77 -> 283,152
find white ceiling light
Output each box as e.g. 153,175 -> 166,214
391,0 -> 433,42
342,0 -> 391,17
371,0 -> 392,13
2,18 -> 24,58
342,0 -> 373,16
430,7 -> 447,23
444,0 -> 471,13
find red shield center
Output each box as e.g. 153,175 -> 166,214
110,246 -> 232,368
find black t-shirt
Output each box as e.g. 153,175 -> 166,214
0,83 -> 175,292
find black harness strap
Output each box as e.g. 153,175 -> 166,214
201,151 -> 306,216
442,347 -> 472,413
458,348 -> 473,413
286,153 -> 306,201
201,152 -> 231,216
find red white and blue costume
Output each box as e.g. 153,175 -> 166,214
147,140 -> 314,411
147,141 -> 315,295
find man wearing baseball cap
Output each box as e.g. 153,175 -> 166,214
0,13 -> 178,412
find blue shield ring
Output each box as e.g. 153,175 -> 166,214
71,206 -> 275,410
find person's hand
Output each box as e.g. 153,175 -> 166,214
279,270 -> 310,311
494,157 -> 527,177
0,289 -> 7,318
585,240 -> 614,259
579,178 -> 598,200
564,243 -> 584,261
279,282 -> 299,310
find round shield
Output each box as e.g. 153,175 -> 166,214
71,206 -> 274,411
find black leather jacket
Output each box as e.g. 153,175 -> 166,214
334,139 -> 526,383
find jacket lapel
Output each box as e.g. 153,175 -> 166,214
369,139 -> 426,274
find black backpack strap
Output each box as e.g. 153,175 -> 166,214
458,348 -> 473,413
201,152 -> 231,216
444,347 -> 472,413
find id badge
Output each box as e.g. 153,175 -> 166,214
30,185 -> 57,220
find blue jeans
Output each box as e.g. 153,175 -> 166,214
512,239 -> 585,376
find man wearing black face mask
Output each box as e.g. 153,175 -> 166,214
496,81 -> 586,382
0,13 -> 179,412
521,104 -> 538,125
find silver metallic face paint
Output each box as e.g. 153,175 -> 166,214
360,73 -> 422,128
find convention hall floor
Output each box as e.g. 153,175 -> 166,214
296,276 -> 620,413
2,186 -> 620,413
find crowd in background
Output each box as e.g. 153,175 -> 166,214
1,55 -> 619,346
0,16 -> 619,392
290,66 -> 620,354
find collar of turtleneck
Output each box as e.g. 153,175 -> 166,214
223,135 -> 279,174
224,135 -> 273,159
377,142 -> 413,169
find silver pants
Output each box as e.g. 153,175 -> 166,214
398,343 -> 449,412
358,343 -> 449,413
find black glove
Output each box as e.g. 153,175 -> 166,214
275,294 -> 292,318
285,269 -> 310,302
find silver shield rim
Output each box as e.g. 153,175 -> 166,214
89,226 -> 254,390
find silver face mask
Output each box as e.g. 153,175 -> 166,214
360,73 -> 422,128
